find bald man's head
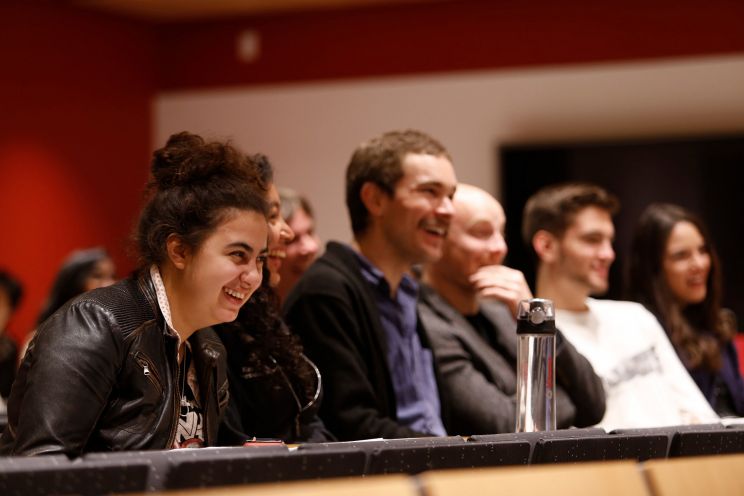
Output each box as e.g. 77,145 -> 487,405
426,184 -> 508,291
452,184 -> 506,231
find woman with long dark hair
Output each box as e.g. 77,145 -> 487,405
216,155 -> 333,444
628,203 -> 744,417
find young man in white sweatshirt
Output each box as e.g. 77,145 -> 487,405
523,182 -> 718,430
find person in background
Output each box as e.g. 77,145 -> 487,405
216,155 -> 333,444
0,270 -> 23,405
628,202 -> 744,417
0,132 -> 268,456
36,247 -> 117,327
284,129 -> 457,440
276,188 -> 321,303
523,182 -> 718,430
19,248 -> 118,361
419,184 -> 605,434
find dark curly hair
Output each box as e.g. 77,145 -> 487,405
135,132 -> 268,268
217,264 -> 316,403
214,151 -> 315,403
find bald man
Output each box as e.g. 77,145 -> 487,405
418,184 -> 606,434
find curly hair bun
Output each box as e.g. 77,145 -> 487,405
151,131 -> 249,189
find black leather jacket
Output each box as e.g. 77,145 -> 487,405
0,272 -> 229,457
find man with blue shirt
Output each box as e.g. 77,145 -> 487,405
283,130 -> 457,440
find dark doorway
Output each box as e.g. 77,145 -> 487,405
500,134 -> 744,323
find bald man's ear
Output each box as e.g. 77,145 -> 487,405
360,182 -> 387,220
532,230 -> 559,264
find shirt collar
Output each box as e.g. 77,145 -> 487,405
149,265 -> 182,345
349,245 -> 419,299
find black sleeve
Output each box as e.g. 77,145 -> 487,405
298,414 -> 337,443
422,311 -> 518,435
4,301 -> 122,456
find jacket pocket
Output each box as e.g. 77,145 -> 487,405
133,351 -> 164,397
101,351 -> 166,443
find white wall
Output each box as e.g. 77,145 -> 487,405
155,54 -> 744,245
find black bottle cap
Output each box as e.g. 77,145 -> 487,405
516,298 -> 556,335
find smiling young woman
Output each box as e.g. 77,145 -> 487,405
628,203 -> 744,417
0,132 -> 269,456
214,154 -> 334,444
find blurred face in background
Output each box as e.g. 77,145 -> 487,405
663,220 -> 711,307
0,288 -> 11,332
281,207 -> 320,280
553,206 -> 616,296
83,257 -> 117,291
265,183 -> 295,287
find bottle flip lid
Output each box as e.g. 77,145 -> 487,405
516,298 -> 556,335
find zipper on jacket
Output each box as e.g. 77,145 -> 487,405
166,344 -> 182,448
142,270 -> 181,449
133,352 -> 164,395
202,360 -> 216,446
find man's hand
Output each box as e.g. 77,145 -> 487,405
470,265 -> 533,318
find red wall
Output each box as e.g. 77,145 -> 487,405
2,0 -> 744,346
156,0 -> 744,89
0,3 -> 155,344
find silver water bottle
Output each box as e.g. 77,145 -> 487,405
515,298 -> 557,432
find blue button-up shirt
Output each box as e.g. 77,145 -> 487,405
352,247 -> 446,436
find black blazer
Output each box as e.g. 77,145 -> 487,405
418,284 -> 606,435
